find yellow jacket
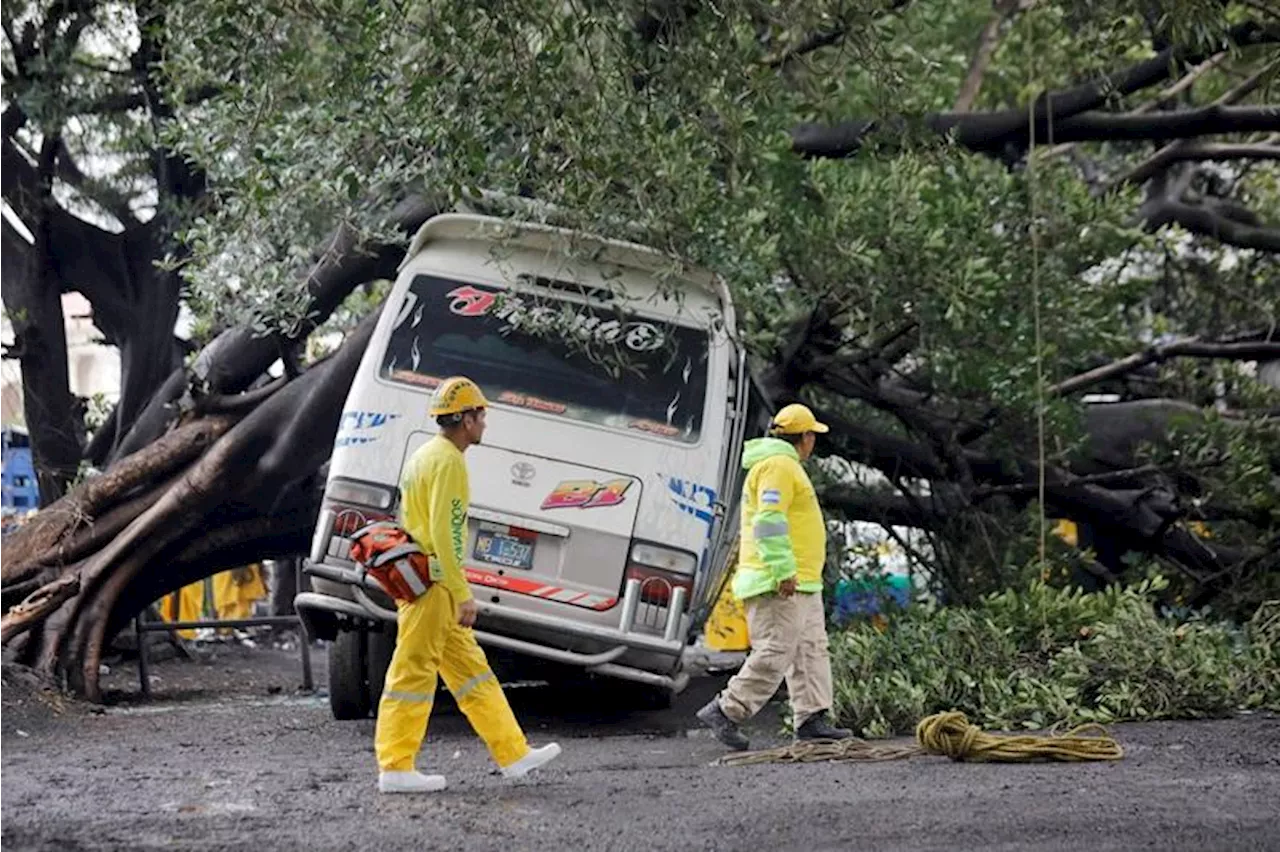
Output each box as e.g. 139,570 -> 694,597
399,435 -> 472,603
733,438 -> 827,600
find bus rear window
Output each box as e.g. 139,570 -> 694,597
380,274 -> 710,443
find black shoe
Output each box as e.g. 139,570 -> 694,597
696,699 -> 751,751
796,714 -> 853,741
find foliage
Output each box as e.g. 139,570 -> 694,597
160,0 -> 1271,348
80,0 -> 1280,485
829,575 -> 1280,738
5,0 -> 1276,628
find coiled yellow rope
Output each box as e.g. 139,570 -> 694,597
915,711 -> 1123,762
712,711 -> 1123,767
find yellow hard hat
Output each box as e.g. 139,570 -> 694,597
428,376 -> 489,417
769,403 -> 829,435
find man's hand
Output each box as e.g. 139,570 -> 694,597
777,578 -> 797,598
457,598 -> 479,627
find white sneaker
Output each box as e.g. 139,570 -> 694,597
378,770 -> 447,793
500,743 -> 562,779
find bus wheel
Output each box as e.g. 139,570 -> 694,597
367,627 -> 396,713
328,629 -> 372,720
618,681 -> 676,711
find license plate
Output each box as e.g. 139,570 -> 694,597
473,528 -> 536,570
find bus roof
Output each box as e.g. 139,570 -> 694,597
400,213 -> 736,337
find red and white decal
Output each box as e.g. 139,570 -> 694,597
465,567 -> 617,611
447,285 -> 497,316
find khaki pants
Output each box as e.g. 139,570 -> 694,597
717,591 -> 832,727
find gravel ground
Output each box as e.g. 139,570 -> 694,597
3,640 -> 1279,852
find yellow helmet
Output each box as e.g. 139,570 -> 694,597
428,376 -> 489,417
769,403 -> 829,435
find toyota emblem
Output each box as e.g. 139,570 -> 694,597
511,462 -> 536,486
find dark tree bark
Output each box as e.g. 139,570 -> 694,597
1,165 -> 86,504
791,23 -> 1280,159
2,308 -> 381,700
269,557 -> 302,618
110,194 -> 440,462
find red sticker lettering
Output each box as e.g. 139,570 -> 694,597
448,285 -> 497,317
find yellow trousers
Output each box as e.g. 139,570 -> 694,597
213,565 -> 267,628
163,582 -> 205,639
374,584 -> 529,771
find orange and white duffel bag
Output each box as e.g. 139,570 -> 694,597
349,520 -> 434,602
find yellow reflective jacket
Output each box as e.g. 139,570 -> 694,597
399,435 -> 472,604
732,438 -> 827,601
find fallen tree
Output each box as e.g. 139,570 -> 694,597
3,0 -> 1277,697
3,309 -> 378,701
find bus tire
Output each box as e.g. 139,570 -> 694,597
638,685 -> 676,711
328,629 -> 372,720
367,627 -> 396,713
617,680 -> 676,711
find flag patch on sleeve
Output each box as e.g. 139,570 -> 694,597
761,489 -> 782,505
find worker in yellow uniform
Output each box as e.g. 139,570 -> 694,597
162,580 -> 205,640
375,376 -> 561,793
696,403 -> 853,750
212,564 -> 268,631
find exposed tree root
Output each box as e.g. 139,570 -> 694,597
2,311 -> 380,700
1,575 -> 81,645
2,416 -> 238,582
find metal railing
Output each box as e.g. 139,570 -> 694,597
133,560 -> 314,697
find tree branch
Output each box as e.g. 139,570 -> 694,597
1033,50 -> 1223,159
766,27 -> 846,70
192,375 -> 290,415
974,461 -> 1223,497
1134,53 -> 1229,113
1142,197 -> 1280,252
110,192 -> 441,462
1113,55 -> 1279,187
1051,338 -> 1280,397
52,139 -> 138,226
820,485 -> 949,528
815,409 -> 950,482
68,82 -> 222,117
1120,138 -> 1280,187
792,21 -> 1280,158
1053,105 -> 1280,144
953,0 -> 1034,112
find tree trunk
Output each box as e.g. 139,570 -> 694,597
109,194 -> 439,463
270,557 -> 301,617
99,245 -> 185,457
1,219 -> 85,505
1,307 -> 380,700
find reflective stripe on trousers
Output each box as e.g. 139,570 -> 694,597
383,689 -> 433,704
452,671 -> 495,701
374,584 -> 530,771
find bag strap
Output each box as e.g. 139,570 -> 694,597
351,519 -> 401,540
368,542 -> 425,568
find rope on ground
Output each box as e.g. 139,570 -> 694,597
712,711 -> 1123,767
712,737 -> 923,767
915,711 -> 1124,762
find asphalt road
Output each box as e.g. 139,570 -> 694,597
3,641 -> 1279,852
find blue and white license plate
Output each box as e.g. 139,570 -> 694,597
473,529 -> 536,570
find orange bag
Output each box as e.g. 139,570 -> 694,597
349,520 -> 433,602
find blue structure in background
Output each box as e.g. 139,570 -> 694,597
2,426 -> 40,528
831,573 -> 912,625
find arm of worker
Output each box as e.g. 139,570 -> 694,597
752,463 -> 799,590
425,455 -> 474,606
